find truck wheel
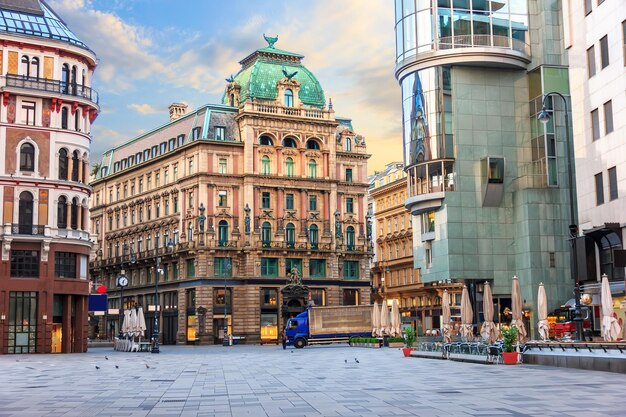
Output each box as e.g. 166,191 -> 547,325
294,338 -> 306,349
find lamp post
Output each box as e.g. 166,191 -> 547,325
116,270 -> 127,339
222,260 -> 232,346
537,91 -> 582,341
151,233 -> 174,353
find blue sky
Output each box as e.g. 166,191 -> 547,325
49,0 -> 402,174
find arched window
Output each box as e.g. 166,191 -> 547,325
74,108 -> 80,131
18,191 -> 33,234
308,159 -> 317,178
346,226 -> 355,251
30,57 -> 39,78
261,222 -> 272,247
70,197 -> 79,230
285,157 -> 294,177
345,137 -> 352,152
309,224 -> 319,249
187,222 -> 193,241
20,56 -> 29,76
218,220 -> 229,246
20,143 -> 35,172
261,155 -> 270,175
71,150 -> 79,181
61,64 -> 70,94
58,149 -> 68,180
57,196 -> 67,229
284,89 -> 293,107
285,223 -> 295,248
306,139 -> 320,150
282,137 -> 297,148
61,107 -> 68,129
71,65 -> 77,95
230,94 -> 235,107
259,135 -> 273,146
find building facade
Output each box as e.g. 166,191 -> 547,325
0,0 -> 99,353
564,0 -> 626,332
90,38 -> 371,345
394,0 -> 575,338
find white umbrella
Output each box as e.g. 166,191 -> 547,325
601,274 -> 621,341
137,307 -> 147,338
537,282 -> 549,341
122,309 -> 132,336
511,275 -> 527,343
391,299 -> 402,337
129,307 -> 138,337
441,290 -> 452,343
480,282 -> 499,344
380,301 -> 390,336
460,285 -> 473,340
372,301 -> 381,337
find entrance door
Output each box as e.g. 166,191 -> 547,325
162,313 -> 178,345
213,317 -> 231,344
51,323 -> 62,353
18,192 -> 34,234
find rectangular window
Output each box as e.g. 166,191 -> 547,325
192,127 -> 201,140
218,190 -> 227,207
215,257 -> 232,277
261,258 -> 278,277
189,157 -> 194,174
343,260 -> 359,280
215,126 -> 225,140
147,176 -> 152,190
603,100 -> 613,134
168,138 -> 175,151
346,197 -> 354,213
595,172 -> 604,205
173,165 -> 178,180
173,262 -> 179,280
186,259 -> 195,278
155,173 -> 160,187
218,158 -> 227,174
309,259 -> 326,278
177,134 -> 185,147
608,166 -> 618,201
309,195 -> 317,211
286,193 -> 294,210
600,35 -> 609,68
310,289 -> 326,306
587,46 -> 596,77
584,0 -> 592,15
285,258 -> 302,276
591,109 -> 600,141
345,168 -> 353,182
342,289 -> 359,306
21,101 -> 36,125
262,192 -> 270,209
261,288 -> 278,306
11,250 -> 39,277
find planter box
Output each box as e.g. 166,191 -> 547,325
388,342 -> 405,348
351,343 -> 380,348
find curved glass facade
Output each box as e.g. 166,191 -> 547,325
395,0 -> 529,63
401,66 -> 455,196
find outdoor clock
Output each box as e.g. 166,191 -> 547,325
117,276 -> 129,287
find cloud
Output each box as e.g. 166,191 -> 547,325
128,103 -> 159,114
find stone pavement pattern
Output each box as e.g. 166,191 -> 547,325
0,344 -> 623,417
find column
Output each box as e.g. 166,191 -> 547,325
232,186 -> 239,215
77,160 -> 83,184
67,158 -> 74,182
253,147 -> 258,174
300,189 -> 307,214
207,185 -> 214,215
323,153 -> 328,178
62,295 -> 72,353
208,152 -> 214,173
277,188 -> 284,218
74,296 -> 87,352
323,191 -> 330,222
276,148 -> 282,176
300,150 -> 305,176
66,202 -> 71,229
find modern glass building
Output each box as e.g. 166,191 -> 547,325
394,0 -> 576,339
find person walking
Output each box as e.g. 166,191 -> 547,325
282,329 -> 288,350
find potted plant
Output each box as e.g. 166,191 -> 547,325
402,327 -> 416,357
501,326 -> 519,365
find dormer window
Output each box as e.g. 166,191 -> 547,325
345,137 -> 352,151
284,89 -> 294,107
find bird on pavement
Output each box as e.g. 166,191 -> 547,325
105,356 -> 108,360
95,365 -> 100,370
344,359 -> 347,363
115,365 -> 119,369
355,358 -> 360,363
145,363 -> 150,369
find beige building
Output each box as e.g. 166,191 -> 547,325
0,0 -> 99,354
90,38 -> 371,345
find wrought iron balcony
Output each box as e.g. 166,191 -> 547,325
11,223 -> 45,235
3,74 -> 99,105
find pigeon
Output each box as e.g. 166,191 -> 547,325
115,365 -> 119,369
145,363 -> 150,369
344,359 -> 347,363
95,365 -> 100,370
105,356 -> 108,360
355,359 -> 360,364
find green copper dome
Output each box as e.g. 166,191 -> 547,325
222,36 -> 326,108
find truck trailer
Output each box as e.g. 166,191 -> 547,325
285,305 -> 373,348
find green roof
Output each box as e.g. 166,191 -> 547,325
222,38 -> 325,108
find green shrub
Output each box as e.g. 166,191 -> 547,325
501,326 -> 518,352
387,337 -> 405,343
404,327 -> 416,348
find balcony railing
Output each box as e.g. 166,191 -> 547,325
11,223 -> 45,235
245,101 -> 331,120
3,74 -> 99,105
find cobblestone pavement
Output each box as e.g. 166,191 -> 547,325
0,344 -> 623,417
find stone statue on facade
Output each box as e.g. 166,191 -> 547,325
198,203 -> 206,233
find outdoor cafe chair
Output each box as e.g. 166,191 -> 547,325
487,345 -> 502,364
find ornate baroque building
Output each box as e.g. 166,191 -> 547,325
90,38 -> 371,345
0,0 -> 99,353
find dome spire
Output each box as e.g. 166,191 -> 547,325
263,34 -> 278,49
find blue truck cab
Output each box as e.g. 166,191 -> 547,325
285,310 -> 310,349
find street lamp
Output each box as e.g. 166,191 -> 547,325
116,244 -> 136,339
538,91 -> 583,341
151,233 -> 175,353
222,260 -> 232,346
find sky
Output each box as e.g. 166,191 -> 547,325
49,0 -> 403,174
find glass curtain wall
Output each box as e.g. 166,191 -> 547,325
395,0 -> 529,63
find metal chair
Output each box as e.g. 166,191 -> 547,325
486,345 -> 502,364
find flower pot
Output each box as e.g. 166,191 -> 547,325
502,351 -> 519,365
402,347 -> 413,357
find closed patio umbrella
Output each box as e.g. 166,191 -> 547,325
391,299 -> 402,337
601,274 -> 621,341
537,282 -> 549,341
511,275 -> 527,343
137,306 -> 147,338
480,282 -> 499,344
460,285 -> 473,341
122,309 -> 132,336
441,290 -> 452,343
380,301 -> 390,336
129,307 -> 138,337
372,301 -> 381,337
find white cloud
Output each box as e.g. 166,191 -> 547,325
128,103 -> 159,114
